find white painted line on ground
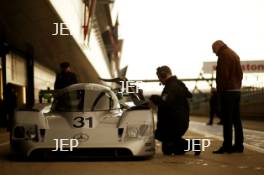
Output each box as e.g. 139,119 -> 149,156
189,121 -> 264,154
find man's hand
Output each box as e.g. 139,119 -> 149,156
150,95 -> 160,105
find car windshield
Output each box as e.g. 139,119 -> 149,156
52,89 -> 116,112
52,90 -> 84,112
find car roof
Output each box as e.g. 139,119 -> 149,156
61,83 -> 111,92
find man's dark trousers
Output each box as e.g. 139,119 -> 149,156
220,91 -> 244,149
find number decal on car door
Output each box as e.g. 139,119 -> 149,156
73,116 -> 93,128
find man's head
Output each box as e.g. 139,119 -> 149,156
60,62 -> 71,72
212,40 -> 226,55
156,66 -> 172,84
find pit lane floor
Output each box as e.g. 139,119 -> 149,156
189,116 -> 264,153
0,119 -> 263,175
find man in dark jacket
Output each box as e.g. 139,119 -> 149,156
5,83 -> 17,131
150,66 -> 199,155
54,62 -> 78,90
212,40 -> 244,154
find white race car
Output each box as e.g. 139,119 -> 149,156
11,83 -> 155,159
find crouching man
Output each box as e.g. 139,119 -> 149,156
150,66 -> 200,155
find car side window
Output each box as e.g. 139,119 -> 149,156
91,91 -> 113,111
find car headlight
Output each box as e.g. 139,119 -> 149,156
126,126 -> 139,138
25,125 -> 39,141
139,124 -> 152,136
126,124 -> 153,138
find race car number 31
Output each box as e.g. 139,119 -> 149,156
73,116 -> 93,128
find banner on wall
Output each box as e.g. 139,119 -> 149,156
203,60 -> 264,73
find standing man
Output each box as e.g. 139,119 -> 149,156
150,66 -> 199,155
212,40 -> 244,154
54,62 -> 78,90
5,83 -> 17,131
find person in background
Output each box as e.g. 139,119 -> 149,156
39,87 -> 53,103
54,62 -> 78,90
150,66 -> 200,155
212,40 -> 244,154
207,88 -> 222,125
5,83 -> 17,131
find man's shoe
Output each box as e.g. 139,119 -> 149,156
173,150 -> 186,155
232,145 -> 244,153
213,147 -> 232,154
162,142 -> 174,155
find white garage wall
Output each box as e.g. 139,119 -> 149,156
48,0 -> 112,79
34,62 -> 56,102
4,53 -> 27,104
6,53 -> 27,86
5,52 -> 56,103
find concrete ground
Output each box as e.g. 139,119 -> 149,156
0,117 -> 263,175
190,116 -> 264,153
190,116 -> 264,131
